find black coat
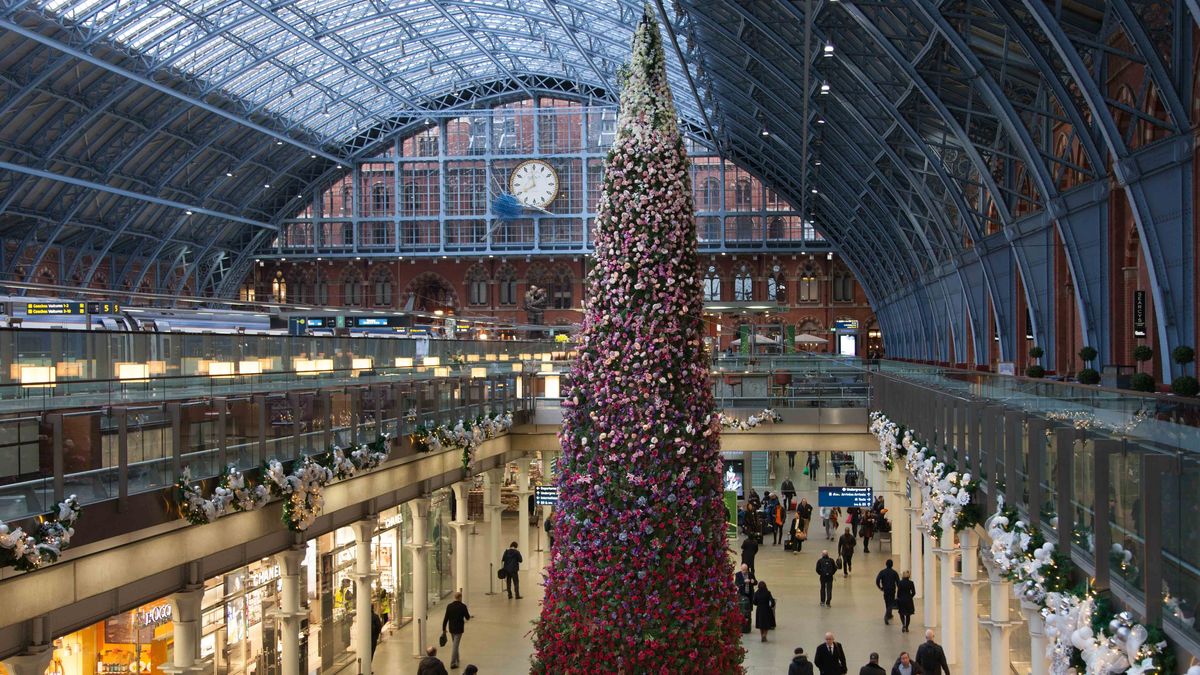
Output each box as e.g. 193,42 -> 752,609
752,587 -> 776,630
838,533 -> 856,558
859,664 -> 887,675
741,537 -> 759,561
441,600 -> 471,634
814,642 -> 848,675
501,547 -> 522,574
734,571 -> 756,599
815,555 -> 837,579
417,655 -> 449,675
789,656 -> 815,675
876,567 -> 900,595
896,579 -> 917,614
915,641 -> 950,675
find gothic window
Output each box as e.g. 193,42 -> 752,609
271,271 -> 287,303
767,265 -> 787,304
497,264 -> 517,306
701,177 -> 721,211
703,265 -> 721,301
799,265 -> 819,302
733,265 -> 753,301
734,178 -> 752,208
551,267 -> 573,309
467,264 -> 490,306
343,271 -> 363,307
371,269 -> 393,307
832,269 -> 855,302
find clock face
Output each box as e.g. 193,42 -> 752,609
510,160 -> 559,209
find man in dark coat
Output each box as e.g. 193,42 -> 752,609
370,610 -> 383,655
896,570 -> 917,632
417,646 -> 449,675
813,632 -> 848,675
797,498 -> 814,533
781,477 -> 797,511
815,550 -> 837,606
875,559 -> 901,624
915,630 -> 951,675
734,563 -> 756,633
501,541 -> 523,599
891,652 -> 924,675
789,647 -> 815,675
741,535 -> 759,574
859,653 -> 888,675
440,591 -> 472,668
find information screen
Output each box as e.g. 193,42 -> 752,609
817,486 -> 874,508
25,301 -> 86,315
535,486 -> 559,506
86,301 -> 121,314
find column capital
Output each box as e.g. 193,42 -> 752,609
351,514 -> 380,543
170,587 -> 205,619
408,495 -> 432,520
274,546 -> 305,576
449,520 -> 476,530
2,648 -> 54,675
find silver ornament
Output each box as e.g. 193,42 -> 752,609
1116,626 -> 1130,641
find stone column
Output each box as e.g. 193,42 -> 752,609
983,561 -> 1019,675
162,586 -> 204,673
1021,600 -> 1050,675
922,528 -> 937,629
408,496 -> 431,657
937,529 -> 959,665
274,547 -> 306,675
515,457 -> 532,558
909,478 -> 924,598
351,515 -> 379,675
483,468 -> 504,586
450,481 -> 474,599
954,529 -> 983,675
886,469 -> 908,571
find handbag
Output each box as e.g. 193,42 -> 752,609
498,568 -> 508,580
439,631 -> 448,647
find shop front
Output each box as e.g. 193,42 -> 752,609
30,598 -> 176,675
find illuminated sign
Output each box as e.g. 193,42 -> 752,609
833,319 -> 859,331
817,486 -> 873,508
1134,290 -> 1146,338
25,302 -> 85,316
535,486 -> 559,506
86,301 -> 121,314
355,317 -> 390,327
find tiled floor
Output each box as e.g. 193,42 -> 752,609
372,454 -> 989,673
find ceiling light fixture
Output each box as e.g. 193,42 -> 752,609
823,41 -> 835,57
820,81 -> 831,94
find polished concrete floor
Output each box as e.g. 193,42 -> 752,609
372,453 -> 1004,673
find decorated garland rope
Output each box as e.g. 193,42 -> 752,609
0,496 -> 82,572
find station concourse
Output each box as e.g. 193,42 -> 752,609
0,1 -> 1199,673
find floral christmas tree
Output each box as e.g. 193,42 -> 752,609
531,8 -> 744,674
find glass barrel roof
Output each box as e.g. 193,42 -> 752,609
37,0 -> 708,145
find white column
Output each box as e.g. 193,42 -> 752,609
274,547 -> 306,675
1021,600 -> 1050,675
351,515 -> 379,675
450,481 -> 473,599
515,457 -> 532,558
909,478 -> 924,598
161,586 -> 204,673
922,529 -> 937,629
2,650 -> 53,675
937,530 -> 959,665
984,564 -> 1018,675
484,468 -> 504,586
886,469 -> 908,571
408,496 -> 431,658
954,530 -> 983,675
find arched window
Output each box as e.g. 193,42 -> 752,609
734,178 -> 752,208
467,264 -> 490,306
342,270 -> 363,307
832,268 -> 855,302
239,283 -> 256,303
295,268 -> 316,304
371,268 -> 393,307
767,265 -> 787,304
371,183 -> 391,215
703,265 -> 721,301
340,186 -> 353,217
733,265 -> 753,301
271,271 -> 287,303
798,265 -> 818,302
701,177 -> 721,211
497,264 -> 517,306
551,267 -> 573,309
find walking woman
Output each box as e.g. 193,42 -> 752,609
789,510 -> 808,553
753,581 -> 777,642
896,570 -> 917,632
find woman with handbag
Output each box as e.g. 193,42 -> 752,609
789,512 -> 808,554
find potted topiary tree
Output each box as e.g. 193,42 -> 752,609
1025,346 -> 1045,378
1170,345 -> 1198,396
1133,345 -> 1153,370
1131,345 -> 1155,392
1078,346 -> 1100,384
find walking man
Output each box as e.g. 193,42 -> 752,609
440,591 -> 471,669
781,477 -> 797,512
797,498 -> 814,533
787,450 -> 798,471
417,646 -> 449,675
859,653 -> 887,675
815,550 -> 837,607
915,629 -> 951,675
501,541 -> 523,599
875,559 -> 900,625
813,632 -> 848,675
741,535 -> 760,574
837,526 -> 856,576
